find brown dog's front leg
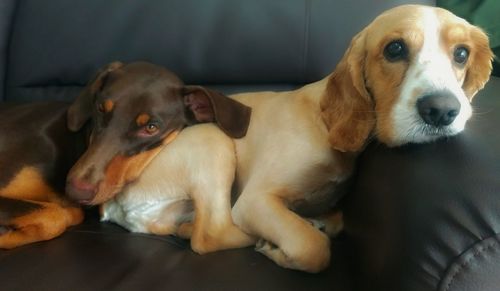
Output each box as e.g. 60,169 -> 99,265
0,197 -> 83,249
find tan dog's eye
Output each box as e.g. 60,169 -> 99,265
384,40 -> 408,62
453,46 -> 469,65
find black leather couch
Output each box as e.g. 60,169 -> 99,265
1,1 -> 499,290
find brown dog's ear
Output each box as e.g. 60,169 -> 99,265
320,31 -> 375,152
183,86 -> 251,138
462,26 -> 493,99
67,61 -> 124,131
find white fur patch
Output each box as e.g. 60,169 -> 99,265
390,7 -> 472,145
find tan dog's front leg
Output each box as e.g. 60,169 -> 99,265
188,187 -> 256,254
232,188 -> 331,273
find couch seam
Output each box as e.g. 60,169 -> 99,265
1,0 -> 18,101
441,237 -> 500,291
68,229 -> 190,249
301,0 -> 311,83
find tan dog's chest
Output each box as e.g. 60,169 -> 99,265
289,176 -> 352,217
231,81 -> 356,212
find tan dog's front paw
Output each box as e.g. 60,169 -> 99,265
307,219 -> 326,232
255,239 -> 292,268
308,211 -> 344,237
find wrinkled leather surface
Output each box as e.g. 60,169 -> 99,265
0,210 -> 355,291
439,235 -> 500,291
344,77 -> 500,291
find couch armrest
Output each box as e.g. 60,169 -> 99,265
344,76 -> 500,291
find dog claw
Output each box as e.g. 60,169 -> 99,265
307,219 -> 326,232
255,239 -> 278,252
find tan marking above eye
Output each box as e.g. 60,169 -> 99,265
103,100 -> 114,113
440,24 -> 470,59
136,113 -> 151,126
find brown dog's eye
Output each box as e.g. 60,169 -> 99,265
146,123 -> 158,134
453,46 -> 469,65
384,40 -> 408,62
137,122 -> 160,137
97,103 -> 105,113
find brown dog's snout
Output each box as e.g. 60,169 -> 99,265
66,178 -> 97,204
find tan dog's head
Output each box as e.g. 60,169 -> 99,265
66,61 -> 251,205
322,5 -> 493,151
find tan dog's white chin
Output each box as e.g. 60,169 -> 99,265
387,94 -> 472,147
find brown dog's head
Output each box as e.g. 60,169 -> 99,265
321,5 -> 493,151
66,61 -> 250,205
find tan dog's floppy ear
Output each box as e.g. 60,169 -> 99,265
462,26 -> 494,99
320,31 -> 375,152
183,86 -> 252,138
67,61 -> 124,131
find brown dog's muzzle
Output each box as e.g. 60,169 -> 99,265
66,130 -> 180,205
66,178 -> 98,204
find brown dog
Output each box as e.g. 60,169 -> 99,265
101,5 -> 493,273
0,61 -> 250,249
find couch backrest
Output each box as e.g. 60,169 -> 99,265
0,0 -> 434,102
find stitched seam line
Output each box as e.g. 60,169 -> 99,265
301,0 -> 311,82
442,238 -> 499,291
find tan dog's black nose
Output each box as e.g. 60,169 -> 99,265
417,93 -> 461,127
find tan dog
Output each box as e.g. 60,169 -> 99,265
101,5 -> 493,272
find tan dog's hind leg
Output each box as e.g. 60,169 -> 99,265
233,189 -> 331,273
176,221 -> 193,239
146,200 -> 194,236
0,200 -> 83,249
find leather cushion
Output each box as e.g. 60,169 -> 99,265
343,76 -> 500,291
4,0 -> 433,102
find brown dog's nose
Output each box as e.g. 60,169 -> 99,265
417,92 -> 461,127
66,178 -> 97,204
